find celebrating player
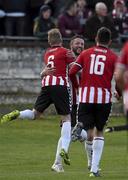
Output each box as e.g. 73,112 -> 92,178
1,28 -> 75,167
105,42 -> 128,133
51,35 -> 88,172
70,27 -> 119,177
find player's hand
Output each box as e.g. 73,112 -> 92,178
40,66 -> 56,78
66,50 -> 75,59
113,90 -> 121,101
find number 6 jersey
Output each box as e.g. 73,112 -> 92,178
42,46 -> 75,87
69,45 -> 118,104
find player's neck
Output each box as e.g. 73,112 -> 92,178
51,43 -> 62,48
97,43 -> 108,48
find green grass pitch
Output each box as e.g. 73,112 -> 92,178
0,115 -> 128,180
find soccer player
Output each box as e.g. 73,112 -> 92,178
51,35 -> 88,172
70,35 -> 92,170
70,35 -> 85,128
69,27 -> 118,177
1,28 -> 75,167
105,42 -> 128,133
115,42 -> 128,129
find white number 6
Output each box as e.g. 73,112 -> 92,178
47,55 -> 55,68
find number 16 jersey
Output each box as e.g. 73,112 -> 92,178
74,45 -> 117,104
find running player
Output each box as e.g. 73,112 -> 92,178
105,42 -> 128,133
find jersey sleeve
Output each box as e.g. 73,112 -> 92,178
69,54 -> 83,88
75,52 -> 84,68
66,50 -> 76,65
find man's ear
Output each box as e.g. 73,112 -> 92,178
95,36 -> 98,44
108,40 -> 112,47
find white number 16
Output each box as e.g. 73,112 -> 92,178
90,54 -> 106,75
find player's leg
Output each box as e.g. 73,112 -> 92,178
51,137 -> 64,172
77,103 -> 95,170
89,129 -> 104,177
105,125 -> 128,133
1,87 -> 51,123
51,86 -> 72,165
52,118 -> 71,171
84,129 -> 94,170
71,102 -> 88,142
59,114 -> 71,165
71,104 -> 77,128
90,103 -> 111,177
52,103 -> 78,170
71,103 -> 92,167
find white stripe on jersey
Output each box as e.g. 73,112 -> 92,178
74,62 -> 82,68
79,87 -> 82,102
82,87 -> 87,103
105,89 -> 110,103
59,77 -> 64,85
97,88 -> 102,103
52,76 -> 57,85
89,87 -> 95,103
79,87 -> 111,104
45,75 -> 50,86
41,75 -> 69,87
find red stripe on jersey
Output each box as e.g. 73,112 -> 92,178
56,76 -> 60,85
86,87 -> 90,103
49,75 -> 53,85
102,88 -> 105,104
94,87 -> 97,103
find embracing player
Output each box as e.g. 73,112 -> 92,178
70,27 -> 119,177
51,35 -> 87,172
1,28 -> 75,167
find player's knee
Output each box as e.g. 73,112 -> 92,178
94,128 -> 104,137
61,114 -> 71,123
32,109 -> 42,119
87,129 -> 94,141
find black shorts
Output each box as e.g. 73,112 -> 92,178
78,103 -> 112,131
34,86 -> 71,115
71,104 -> 78,127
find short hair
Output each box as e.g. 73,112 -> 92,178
70,35 -> 85,47
40,5 -> 51,13
96,27 -> 111,44
65,0 -> 77,11
95,2 -> 107,12
70,34 -> 85,41
48,28 -> 62,45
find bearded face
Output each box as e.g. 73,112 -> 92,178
70,38 -> 85,56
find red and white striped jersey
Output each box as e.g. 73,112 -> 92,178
70,45 -> 118,104
41,46 -> 75,87
117,42 -> 128,91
